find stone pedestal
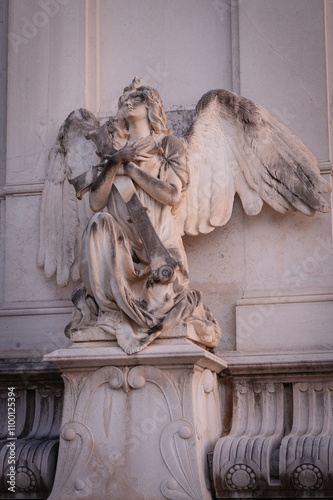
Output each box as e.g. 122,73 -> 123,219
44,338 -> 227,500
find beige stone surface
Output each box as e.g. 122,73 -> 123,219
238,0 -> 329,160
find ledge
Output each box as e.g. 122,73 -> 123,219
44,338 -> 228,373
0,299 -> 72,316
0,181 -> 44,197
317,160 -> 333,174
237,291 -> 333,306
0,358 -> 62,383
218,349 -> 333,377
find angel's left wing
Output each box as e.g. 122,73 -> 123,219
182,89 -> 331,235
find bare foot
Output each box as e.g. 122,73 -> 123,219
116,334 -> 144,354
124,341 -> 144,355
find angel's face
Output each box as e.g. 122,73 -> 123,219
122,91 -> 148,122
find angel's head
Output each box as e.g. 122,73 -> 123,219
113,78 -> 170,146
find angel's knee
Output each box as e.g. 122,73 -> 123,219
88,212 -> 114,234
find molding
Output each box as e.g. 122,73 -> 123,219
0,359 -> 61,375
0,181 -> 44,196
231,0 -> 240,94
318,160 -> 333,174
84,0 -> 100,113
0,299 -> 72,316
217,350 -> 333,377
324,0 -> 333,164
0,0 -> 8,189
324,0 -> 333,240
45,339 -> 228,372
237,291 -> 333,307
0,176 -> 5,303
0,306 -> 72,317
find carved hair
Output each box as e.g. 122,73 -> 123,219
113,78 -> 170,148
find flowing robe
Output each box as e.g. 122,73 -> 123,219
71,133 -> 221,353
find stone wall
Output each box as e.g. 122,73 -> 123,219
1,0 -> 332,357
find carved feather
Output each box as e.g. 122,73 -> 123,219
183,102 -> 235,235
38,109 -> 101,287
183,89 -> 331,235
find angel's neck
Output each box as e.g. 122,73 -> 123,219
128,120 -> 151,143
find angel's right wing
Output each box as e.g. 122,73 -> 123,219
38,108 -> 102,287
183,89 -> 331,235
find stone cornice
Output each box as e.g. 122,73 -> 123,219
0,300 -> 72,316
45,339 -> 228,373
218,350 -> 333,377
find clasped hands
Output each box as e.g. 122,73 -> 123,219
104,140 -> 154,176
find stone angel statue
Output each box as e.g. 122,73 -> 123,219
38,77 -> 331,354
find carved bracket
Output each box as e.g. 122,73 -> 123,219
213,381 -> 284,496
280,381 -> 333,493
0,377 -> 63,499
213,378 -> 333,498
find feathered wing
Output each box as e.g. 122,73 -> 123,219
38,109 -> 102,287
183,89 -> 331,235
